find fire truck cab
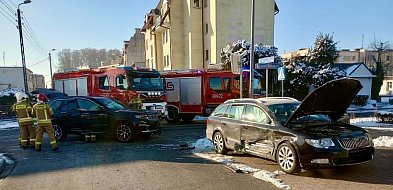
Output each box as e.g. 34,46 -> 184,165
160,69 -> 261,123
53,65 -> 167,117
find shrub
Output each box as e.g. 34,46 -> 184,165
352,95 -> 368,106
376,112 -> 393,124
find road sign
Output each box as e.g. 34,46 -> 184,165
258,56 -> 274,64
278,67 -> 286,81
256,62 -> 280,69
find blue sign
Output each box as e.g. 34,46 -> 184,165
256,62 -> 280,69
277,67 -> 286,81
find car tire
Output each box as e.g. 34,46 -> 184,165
116,122 -> 135,142
53,124 -> 68,141
276,142 -> 301,174
165,107 -> 180,123
213,131 -> 228,155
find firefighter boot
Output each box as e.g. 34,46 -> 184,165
35,144 -> 41,152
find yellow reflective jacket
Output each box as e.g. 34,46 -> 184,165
33,102 -> 54,125
129,97 -> 142,110
12,100 -> 34,125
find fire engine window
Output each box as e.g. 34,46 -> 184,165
223,77 -> 230,91
116,75 -> 129,90
98,76 -> 109,90
209,77 -> 223,91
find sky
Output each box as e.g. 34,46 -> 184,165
0,0 -> 393,85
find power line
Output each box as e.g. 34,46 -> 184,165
0,6 -> 17,26
22,12 -> 45,54
29,57 -> 49,67
0,3 -> 16,20
7,0 -> 16,8
0,0 -> 15,16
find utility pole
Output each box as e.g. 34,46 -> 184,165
249,0 -> 255,98
49,49 -> 56,88
17,0 -> 31,93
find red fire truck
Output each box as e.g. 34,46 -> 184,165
52,65 -> 167,117
160,69 -> 262,123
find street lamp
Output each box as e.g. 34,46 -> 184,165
17,0 -> 32,93
49,48 -> 56,88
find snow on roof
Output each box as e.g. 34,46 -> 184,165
0,88 -> 23,97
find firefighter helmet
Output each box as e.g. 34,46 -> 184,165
37,93 -> 47,101
15,92 -> 28,101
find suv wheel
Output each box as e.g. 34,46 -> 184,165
53,124 -> 67,141
276,142 -> 301,174
213,131 -> 228,155
116,123 -> 134,142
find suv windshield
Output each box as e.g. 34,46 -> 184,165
95,98 -> 127,111
130,76 -> 164,91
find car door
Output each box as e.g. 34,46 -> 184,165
59,99 -> 81,132
76,98 -> 108,133
241,104 -> 274,155
222,104 -> 247,150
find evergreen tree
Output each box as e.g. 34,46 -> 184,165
307,33 -> 339,66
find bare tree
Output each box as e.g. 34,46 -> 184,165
368,39 -> 391,100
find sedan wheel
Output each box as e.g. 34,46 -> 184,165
276,142 -> 300,174
213,132 -> 228,155
53,124 -> 67,141
116,123 -> 134,142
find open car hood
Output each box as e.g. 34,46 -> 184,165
285,78 -> 362,125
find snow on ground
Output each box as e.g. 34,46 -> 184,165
0,153 -> 14,164
0,120 -> 18,129
372,136 -> 393,147
192,138 -> 291,189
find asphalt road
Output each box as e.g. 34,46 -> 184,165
0,122 -> 277,190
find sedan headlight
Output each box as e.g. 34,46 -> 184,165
305,138 -> 335,149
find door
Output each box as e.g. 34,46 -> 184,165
76,99 -> 108,133
222,104 -> 247,150
59,99 -> 81,131
241,105 -> 274,155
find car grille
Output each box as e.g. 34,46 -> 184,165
339,136 -> 371,149
332,147 -> 374,165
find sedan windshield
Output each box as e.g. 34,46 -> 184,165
268,103 -> 331,123
95,98 -> 127,111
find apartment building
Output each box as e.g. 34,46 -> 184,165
142,0 -> 278,71
123,28 -> 146,67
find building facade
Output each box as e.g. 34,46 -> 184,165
123,28 -> 146,67
142,0 -> 278,71
0,67 -> 34,92
32,74 -> 45,89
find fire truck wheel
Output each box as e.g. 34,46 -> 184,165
165,108 -> 180,123
53,124 -> 68,141
116,122 -> 135,142
181,114 -> 196,123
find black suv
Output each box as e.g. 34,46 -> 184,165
49,96 -> 160,142
207,78 -> 374,174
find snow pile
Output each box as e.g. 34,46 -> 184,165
0,153 -> 14,164
372,136 -> 393,148
192,137 -> 213,152
350,117 -> 393,128
192,138 -> 290,189
0,88 -> 23,97
0,120 -> 18,129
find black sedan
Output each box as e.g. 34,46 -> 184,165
49,96 -> 160,142
206,78 -> 374,174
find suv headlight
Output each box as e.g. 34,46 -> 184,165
305,138 -> 335,149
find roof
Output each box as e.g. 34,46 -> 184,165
258,97 -> 300,106
334,62 -> 374,76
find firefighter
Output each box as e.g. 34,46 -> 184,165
32,93 -> 58,151
129,95 -> 142,110
12,92 -> 35,149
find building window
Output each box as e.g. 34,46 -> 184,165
204,0 -> 208,7
146,40 -> 148,50
162,32 -> 166,44
205,23 -> 208,35
387,82 -> 392,91
205,50 -> 209,61
163,55 -> 167,67
352,56 -> 356,61
193,0 -> 201,8
165,30 -> 168,43
150,32 -> 152,40
150,45 -> 153,57
147,59 -> 149,67
387,55 -> 391,61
